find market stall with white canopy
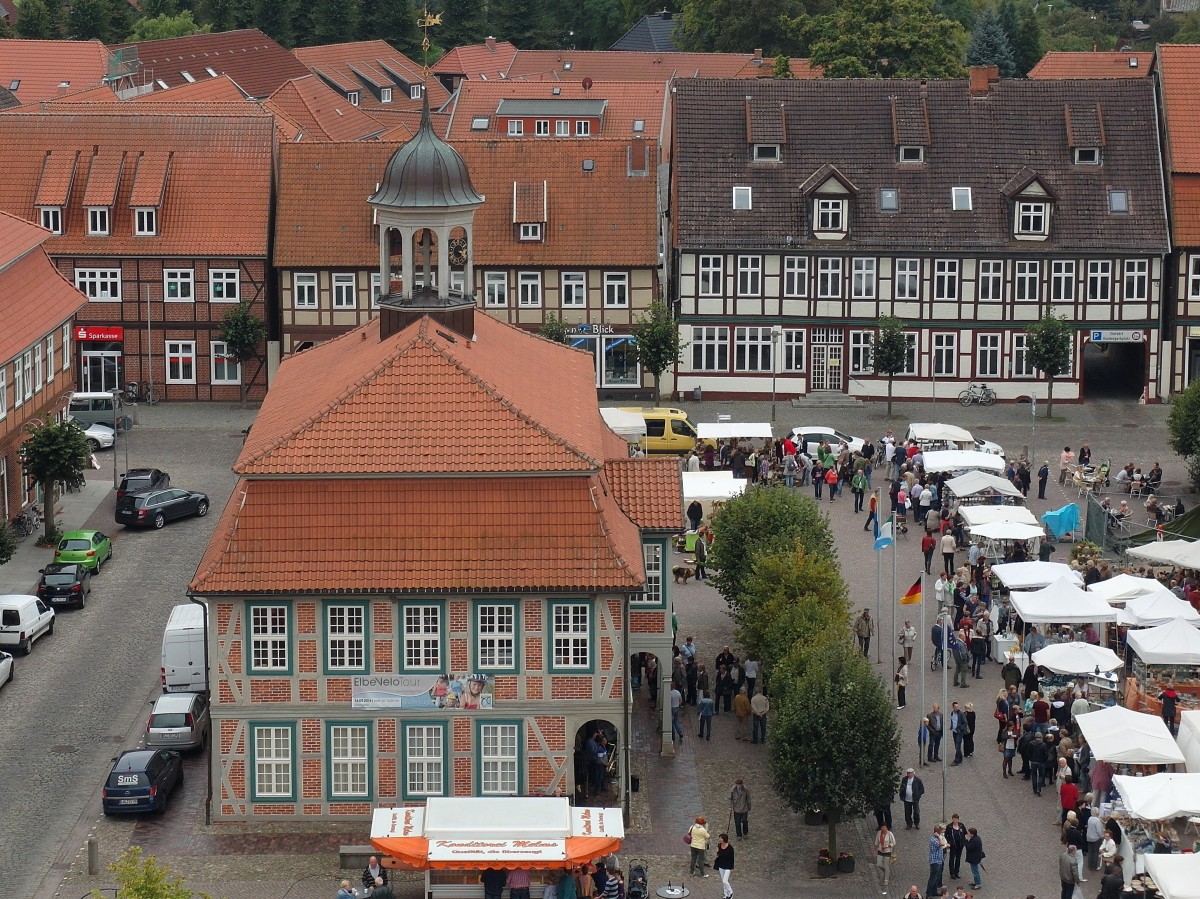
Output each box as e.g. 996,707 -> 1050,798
1128,540 -> 1200,569
944,470 -> 1023,501
1145,855 -> 1200,899
681,471 -> 745,528
1179,711 -> 1200,774
599,408 -> 646,444
992,561 -> 1085,590
921,449 -> 1006,473
1113,773 -> 1200,819
1124,621 -> 1200,729
959,505 -> 1041,528
1008,577 -> 1117,623
1118,592 -> 1200,627
1076,705 -> 1186,765
969,522 -> 1045,541
1090,573 -> 1177,604
696,422 -> 773,440
1031,641 -> 1123,675
1127,618 -> 1200,666
907,422 -> 976,450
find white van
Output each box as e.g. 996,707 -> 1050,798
67,391 -> 122,428
162,603 -> 207,693
0,595 -> 55,655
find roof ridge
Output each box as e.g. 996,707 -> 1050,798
189,484 -> 245,591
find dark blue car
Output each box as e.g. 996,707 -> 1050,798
101,749 -> 183,815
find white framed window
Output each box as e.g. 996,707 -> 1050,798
381,87 -> 392,103
62,322 -> 70,370
1110,190 -> 1130,214
782,329 -> 805,371
951,187 -> 972,211
551,602 -> 590,670
816,198 -> 845,232
636,543 -> 662,605
166,340 -> 196,384
752,143 -> 781,162
74,268 -> 121,301
1016,201 -> 1048,236
164,268 -> 194,302
1014,260 -> 1040,302
852,258 -> 876,299
933,259 -> 958,301
817,257 -> 842,299
21,351 -> 31,401
40,207 -> 61,234
699,255 -> 723,297
409,84 -> 421,100
249,604 -> 289,671
33,343 -> 42,392
211,341 -> 241,385
736,256 -> 761,296
405,724 -> 445,797
403,604 -> 442,671
477,603 -> 516,670
575,120 -> 590,136
518,222 -> 542,241
12,354 -> 22,409
895,258 -> 919,300
518,271 -> 542,307
978,260 -> 1003,303
135,207 -> 157,236
901,333 -> 918,375
1075,147 -> 1100,165
371,272 -> 382,307
326,604 -> 365,670
561,272 -> 585,307
485,272 -> 508,307
332,273 -> 356,309
293,273 -> 317,309
932,332 -> 957,377
1087,260 -> 1112,302
348,91 -> 360,106
45,333 -> 54,383
480,723 -> 519,795
556,120 -> 569,136
849,330 -> 874,374
535,119 -> 549,136
977,333 -> 1001,378
603,272 -> 628,308
329,724 -> 369,798
507,120 -> 523,136
1013,333 -> 1037,377
1123,259 -> 1148,302
252,725 -> 294,800
1190,256 -> 1200,300
210,269 -> 239,302
734,326 -> 774,372
899,145 -> 925,163
87,207 -> 110,236
732,186 -> 752,210
1051,261 -> 1076,303
0,367 -> 6,419
691,326 -> 728,371
783,256 -> 808,298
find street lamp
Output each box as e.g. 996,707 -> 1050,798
770,325 -> 782,422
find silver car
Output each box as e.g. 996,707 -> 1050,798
145,691 -> 210,751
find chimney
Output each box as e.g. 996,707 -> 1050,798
485,36 -> 496,51
753,48 -> 763,60
661,8 -> 672,19
968,65 -> 1000,97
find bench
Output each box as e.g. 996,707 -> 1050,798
339,844 -> 377,870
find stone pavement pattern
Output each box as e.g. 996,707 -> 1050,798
43,398 -> 1178,899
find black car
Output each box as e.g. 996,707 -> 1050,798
117,468 -> 170,499
36,563 -> 92,609
101,749 -> 183,815
115,488 -> 209,529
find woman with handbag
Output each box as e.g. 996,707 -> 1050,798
686,817 -> 710,876
876,823 -> 896,888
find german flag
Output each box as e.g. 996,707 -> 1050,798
899,576 -> 922,605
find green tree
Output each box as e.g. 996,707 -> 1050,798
15,0 -> 56,38
358,0 -> 419,52
538,312 -> 571,345
254,0 -> 294,45
1171,10 -> 1200,42
677,0 -> 805,55
139,0 -> 178,18
218,301 -> 267,407
310,0 -> 357,44
873,315 -> 908,417
708,485 -> 837,610
806,0 -> 967,78
997,0 -> 1019,54
90,846 -> 213,899
432,0 -> 485,50
771,637 -> 901,855
966,7 -> 1016,76
127,11 -> 208,41
773,53 -> 794,77
934,0 -> 974,31
18,420 -> 89,544
488,0 -> 553,48
1169,378 -> 1200,491
1026,308 -> 1072,419
198,0 -> 237,32
631,301 -> 685,399
0,515 -> 17,564
0,16 -> 11,37
1041,4 -> 1115,52
107,0 -> 133,41
1012,1 -> 1043,76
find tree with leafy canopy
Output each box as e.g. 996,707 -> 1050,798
488,0 -> 554,48
805,0 -> 967,78
253,0 -> 294,46
358,0 -> 420,54
0,512 -> 17,564
217,301 -> 267,408
197,0 -> 238,33
1012,1 -> 1043,77
873,315 -> 909,417
15,0 -> 57,37
1041,4 -> 1114,52
997,0 -> 1019,55
1169,378 -> 1200,491
1025,308 -> 1072,419
966,7 -> 1015,76
708,485 -> 837,610
773,54 -> 794,77
19,420 -> 89,544
68,0 -> 110,38
128,11 -> 209,41
1172,10 -> 1200,42
676,0 -> 806,55
538,313 -> 571,345
771,636 -> 901,856
934,0 -> 974,31
310,0 -> 357,44
431,0 -> 485,51
631,301 -> 685,399
106,0 -> 133,42
139,0 -> 177,17
89,846 -> 213,899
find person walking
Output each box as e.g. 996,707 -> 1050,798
729,779 -> 751,838
865,488 -> 880,532
900,768 -> 924,830
697,689 -> 714,740
687,817 -> 710,877
852,468 -> 868,513
921,531 -> 937,575
928,705 -> 943,762
896,656 -> 909,710
899,620 -> 917,663
694,531 -> 708,581
670,686 -> 683,742
963,703 -> 976,758
687,499 -> 703,532
1087,806 -> 1104,871
941,531 -> 957,576
964,828 -> 984,889
1059,845 -> 1080,899
926,824 -> 948,899
732,686 -> 751,741
918,717 -> 930,767
876,823 -> 897,893
856,609 -> 875,657
713,833 -> 734,899
945,814 -> 967,881
751,689 -> 769,744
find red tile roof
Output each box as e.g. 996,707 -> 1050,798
236,312 -> 630,477
1171,175 -> 1200,244
604,459 -> 683,530
0,210 -> 85,362
433,40 -> 519,81
189,474 -> 645,594
0,39 -> 112,104
0,107 -> 274,256
1028,51 -> 1155,79
111,29 -> 311,99
133,73 -> 250,103
293,41 -> 451,120
263,75 -> 384,142
1159,45 -> 1200,173
443,79 -> 665,141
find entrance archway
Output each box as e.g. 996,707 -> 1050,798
573,720 -> 619,807
1082,339 -> 1146,400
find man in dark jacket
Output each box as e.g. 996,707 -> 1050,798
945,814 -> 968,880
481,868 -> 508,899
949,702 -> 969,765
1030,733 -> 1051,796
964,828 -> 985,889
1099,863 -> 1124,899
899,768 -> 925,830
362,856 -> 389,896
927,705 -> 944,763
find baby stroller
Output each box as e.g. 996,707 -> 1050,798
627,860 -> 649,899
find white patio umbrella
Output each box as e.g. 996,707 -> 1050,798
1030,641 -> 1123,675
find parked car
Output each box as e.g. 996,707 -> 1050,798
976,437 -> 1005,456
53,530 -> 112,573
101,749 -> 183,815
116,489 -> 209,530
36,563 -> 92,609
0,595 -> 54,654
789,426 -> 865,458
70,420 -> 115,452
117,468 -> 170,499
145,692 -> 210,751
0,651 -> 12,690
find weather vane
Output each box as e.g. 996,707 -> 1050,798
418,5 -> 443,78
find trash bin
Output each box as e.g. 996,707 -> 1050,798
693,385 -> 702,401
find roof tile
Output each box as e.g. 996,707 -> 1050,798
262,75 -> 383,142
604,459 -> 683,530
293,41 -> 451,119
0,39 -> 111,104
0,210 -> 86,362
1029,51 -> 1155,79
1158,45 -> 1200,173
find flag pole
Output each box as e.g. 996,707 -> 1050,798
919,569 -> 926,769
875,490 -> 882,665
942,604 -> 950,821
890,510 -> 898,690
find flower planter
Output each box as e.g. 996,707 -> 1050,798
817,863 -> 836,877
836,857 -> 856,874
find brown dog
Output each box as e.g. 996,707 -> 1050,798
673,565 -> 695,584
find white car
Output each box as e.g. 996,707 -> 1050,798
790,426 -> 865,458
0,651 -> 11,690
67,419 -> 115,451
975,437 -> 1005,456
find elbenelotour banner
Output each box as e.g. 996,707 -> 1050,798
351,673 -> 495,710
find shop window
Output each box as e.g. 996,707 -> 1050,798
603,336 -> 638,387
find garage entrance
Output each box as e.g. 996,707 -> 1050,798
1082,338 -> 1146,400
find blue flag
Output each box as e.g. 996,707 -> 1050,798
873,519 -> 893,551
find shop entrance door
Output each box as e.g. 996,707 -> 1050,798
82,351 -> 122,393
810,328 -> 845,392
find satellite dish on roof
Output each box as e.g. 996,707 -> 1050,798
582,77 -> 593,91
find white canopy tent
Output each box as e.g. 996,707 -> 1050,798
1128,540 -> 1200,569
1008,577 -> 1117,623
921,450 -> 1006,473
599,408 -> 646,444
1113,773 -> 1200,819
944,471 -> 1023,499
1076,705 -> 1186,765
1089,573 -> 1176,604
1179,712 -> 1200,774
1117,591 -> 1200,627
1031,641 -> 1123,675
959,505 -> 1040,528
1126,618 -> 1200,666
969,521 -> 1045,541
1145,855 -> 1200,899
682,471 -> 745,516
992,561 -> 1084,590
696,422 -> 773,440
907,422 -> 976,450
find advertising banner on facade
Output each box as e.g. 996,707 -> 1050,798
351,673 -> 495,710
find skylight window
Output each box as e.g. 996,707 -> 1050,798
880,189 -> 899,212
181,71 -> 195,83
951,186 -> 972,211
1109,189 -> 1129,214
471,116 -> 489,131
633,119 -> 645,133
205,67 -> 218,77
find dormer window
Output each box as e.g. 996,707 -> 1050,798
135,207 -> 157,236
381,87 -> 392,103
518,223 -> 542,241
410,84 -> 422,100
816,198 -> 846,233
898,145 -> 925,163
576,120 -> 591,136
556,120 -> 569,136
1109,190 -> 1129,214
535,119 -> 549,136
951,187 -> 972,211
508,120 -> 523,136
87,207 -> 110,236
1016,200 -> 1048,236
752,144 -> 781,162
39,207 -> 61,235
348,91 -> 360,106
1074,147 -> 1101,165
732,186 -> 752,210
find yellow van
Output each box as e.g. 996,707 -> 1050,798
618,407 -> 706,455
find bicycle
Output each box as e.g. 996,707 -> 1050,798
958,382 -> 997,407
142,381 -> 159,405
12,506 -> 40,541
123,381 -> 140,403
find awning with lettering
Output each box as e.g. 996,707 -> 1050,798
370,798 -> 623,870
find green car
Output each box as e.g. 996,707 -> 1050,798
54,530 -> 112,573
